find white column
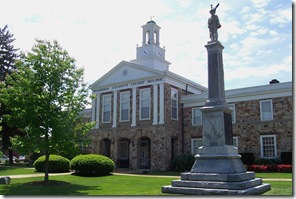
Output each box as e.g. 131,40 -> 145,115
95,94 -> 100,129
152,84 -> 158,125
112,90 -> 117,128
159,83 -> 165,124
131,87 -> 137,127
91,97 -> 96,124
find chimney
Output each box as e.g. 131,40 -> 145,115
269,79 -> 280,84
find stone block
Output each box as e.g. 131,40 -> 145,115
0,176 -> 11,184
181,171 -> 255,182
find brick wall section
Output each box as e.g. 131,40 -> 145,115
183,96 -> 293,160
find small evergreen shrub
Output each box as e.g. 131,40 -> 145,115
70,154 -> 114,176
33,154 -> 70,173
171,154 -> 195,172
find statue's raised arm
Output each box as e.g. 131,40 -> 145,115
208,3 -> 221,42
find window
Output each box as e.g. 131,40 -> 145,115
120,91 -> 130,122
228,104 -> 236,123
140,88 -> 150,120
191,138 -> 202,155
233,136 -> 238,148
260,135 -> 277,158
260,100 -> 273,121
192,108 -> 202,126
102,94 -> 111,123
171,88 -> 178,119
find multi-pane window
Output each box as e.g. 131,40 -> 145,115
120,91 -> 130,122
228,104 -> 236,123
140,88 -> 150,120
260,100 -> 273,121
102,94 -> 111,123
260,135 -> 277,158
233,136 -> 238,148
191,138 -> 203,155
171,88 -> 178,120
192,108 -> 202,126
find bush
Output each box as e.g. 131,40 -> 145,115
171,154 -> 195,172
240,153 -> 255,165
70,154 -> 114,176
255,158 -> 280,165
247,164 -> 292,173
33,154 -> 70,173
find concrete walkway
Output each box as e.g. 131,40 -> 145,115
6,172 -> 292,181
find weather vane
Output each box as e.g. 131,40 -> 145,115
150,16 -> 154,21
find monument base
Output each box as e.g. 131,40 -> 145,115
161,145 -> 271,195
161,171 -> 271,195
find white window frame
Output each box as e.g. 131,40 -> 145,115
228,103 -> 236,123
260,135 -> 277,158
120,91 -> 130,122
171,88 -> 178,120
102,94 -> 111,123
140,88 -> 151,120
260,99 -> 273,121
233,136 -> 238,148
192,108 -> 202,126
191,138 -> 203,155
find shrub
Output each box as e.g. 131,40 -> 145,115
255,158 -> 280,165
170,154 -> 195,172
33,154 -> 70,173
70,154 -> 114,176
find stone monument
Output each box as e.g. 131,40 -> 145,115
162,4 -> 271,195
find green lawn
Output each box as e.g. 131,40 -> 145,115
0,166 -> 292,196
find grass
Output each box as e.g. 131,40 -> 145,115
0,165 -> 292,196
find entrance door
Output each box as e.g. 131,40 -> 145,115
118,140 -> 129,168
139,138 -> 151,169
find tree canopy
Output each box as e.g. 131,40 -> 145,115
1,39 -> 94,182
0,25 -> 19,163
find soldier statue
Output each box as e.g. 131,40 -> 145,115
208,3 -> 221,41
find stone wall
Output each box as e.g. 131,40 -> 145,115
183,96 -> 293,160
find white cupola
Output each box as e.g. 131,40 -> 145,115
130,20 -> 171,71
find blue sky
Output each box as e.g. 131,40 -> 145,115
0,0 -> 293,90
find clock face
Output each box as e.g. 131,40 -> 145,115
157,51 -> 161,56
143,50 -> 147,54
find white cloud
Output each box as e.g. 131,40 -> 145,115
270,8 -> 292,25
251,0 -> 271,8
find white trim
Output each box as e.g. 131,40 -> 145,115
260,135 -> 277,158
102,94 -> 112,123
153,84 -> 158,125
260,99 -> 273,121
95,94 -> 100,129
139,88 -> 151,120
91,98 -> 96,123
112,90 -> 118,128
131,87 -> 137,127
120,91 -> 130,122
159,83 -> 165,124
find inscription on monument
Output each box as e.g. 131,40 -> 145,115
202,112 -> 225,146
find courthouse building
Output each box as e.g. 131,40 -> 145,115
84,20 -> 293,171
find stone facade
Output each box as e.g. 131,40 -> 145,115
182,82 -> 293,162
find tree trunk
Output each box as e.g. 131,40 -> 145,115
44,150 -> 50,184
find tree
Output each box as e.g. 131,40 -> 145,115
1,39 -> 94,183
0,25 -> 19,164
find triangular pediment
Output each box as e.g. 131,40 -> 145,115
89,61 -> 163,90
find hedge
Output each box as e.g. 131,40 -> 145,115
70,154 -> 114,176
33,154 -> 70,173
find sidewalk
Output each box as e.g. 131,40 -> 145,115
7,171 -> 292,181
